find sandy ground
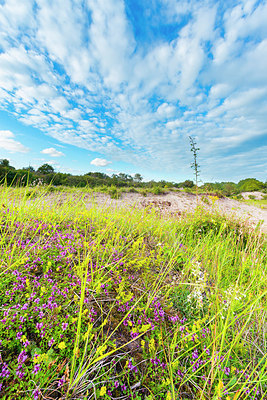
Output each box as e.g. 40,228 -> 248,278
241,191 -> 266,200
81,191 -> 267,233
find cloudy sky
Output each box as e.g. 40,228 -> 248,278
0,0 -> 266,182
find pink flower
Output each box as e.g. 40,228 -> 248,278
62,322 -> 68,331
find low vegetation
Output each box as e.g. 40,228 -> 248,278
0,159 -> 266,199
0,186 -> 266,399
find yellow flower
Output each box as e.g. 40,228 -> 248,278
216,380 -> 224,394
33,354 -> 42,364
21,335 -> 27,342
58,341 -> 66,350
99,386 -> 106,396
163,378 -> 171,386
166,391 -> 172,400
149,337 -> 155,353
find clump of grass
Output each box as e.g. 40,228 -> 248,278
0,186 -> 266,399
107,185 -> 122,199
139,188 -> 149,196
125,186 -> 138,193
201,195 -> 210,205
149,186 -> 166,195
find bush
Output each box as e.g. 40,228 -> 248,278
126,187 -> 138,193
182,208 -> 252,247
201,196 -> 210,205
150,186 -> 166,195
107,186 -> 121,199
139,189 -> 148,196
234,194 -> 243,200
237,178 -> 264,192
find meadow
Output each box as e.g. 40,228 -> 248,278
0,186 -> 266,400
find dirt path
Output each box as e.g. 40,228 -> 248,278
83,191 -> 267,233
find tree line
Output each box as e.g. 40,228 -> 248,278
0,159 -> 266,196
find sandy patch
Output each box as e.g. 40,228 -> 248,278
82,191 -> 267,233
241,191 -> 266,200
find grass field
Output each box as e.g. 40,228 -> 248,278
240,199 -> 267,210
0,186 -> 266,400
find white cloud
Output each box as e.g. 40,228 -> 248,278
0,130 -> 29,153
90,158 -> 111,167
106,168 -> 117,173
0,0 -> 266,180
41,147 -> 65,157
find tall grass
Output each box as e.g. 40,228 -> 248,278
0,185 -> 266,399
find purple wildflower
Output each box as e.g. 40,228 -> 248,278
57,375 -> 66,387
0,363 -> 10,378
16,331 -> 23,340
48,337 -> 55,347
192,349 -> 198,360
18,349 -> 28,364
16,365 -> 25,379
62,322 -> 68,331
128,360 -> 138,373
33,387 -> 41,400
33,364 -> 41,375
36,322 -> 43,330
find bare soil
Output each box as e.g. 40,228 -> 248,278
241,191 -> 266,200
82,191 -> 267,233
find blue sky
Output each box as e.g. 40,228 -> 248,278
0,0 -> 266,183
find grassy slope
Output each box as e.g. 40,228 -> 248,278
0,186 -> 266,400
241,199 -> 267,210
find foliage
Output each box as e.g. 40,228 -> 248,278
0,162 -> 266,201
37,164 -> 55,175
182,179 -> 194,188
237,178 -> 265,192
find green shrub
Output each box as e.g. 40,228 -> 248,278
108,186 -> 121,199
233,194 -> 243,200
201,196 -> 210,205
139,188 -> 148,196
150,186 -> 166,195
126,187 -> 138,193
237,178 -> 264,192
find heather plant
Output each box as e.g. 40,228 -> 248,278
0,186 -> 266,399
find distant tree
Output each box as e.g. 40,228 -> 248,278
37,164 -> 55,175
133,173 -> 143,183
223,182 -> 238,196
183,180 -> 194,188
22,166 -> 35,172
85,172 -> 109,180
237,178 -> 264,192
0,159 -> 10,167
118,173 -> 133,182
